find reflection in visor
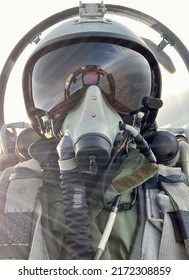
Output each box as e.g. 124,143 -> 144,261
82,65 -> 100,85
32,42 -> 152,114
83,72 -> 99,85
64,65 -> 116,109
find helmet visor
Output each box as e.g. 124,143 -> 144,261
31,42 -> 152,114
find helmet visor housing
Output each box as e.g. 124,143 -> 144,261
25,39 -> 153,117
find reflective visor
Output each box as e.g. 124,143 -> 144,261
31,42 -> 152,114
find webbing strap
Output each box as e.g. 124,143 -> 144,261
161,182 -> 189,256
162,182 -> 189,211
142,179 -> 189,259
0,167 -> 13,212
159,212 -> 188,259
0,159 -> 44,259
141,220 -> 161,259
29,199 -> 49,260
0,212 -> 33,259
141,188 -> 162,259
130,186 -> 146,260
4,177 -> 42,212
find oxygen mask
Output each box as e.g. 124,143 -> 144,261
61,66 -> 123,174
54,61 -> 156,174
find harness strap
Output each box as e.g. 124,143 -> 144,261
160,181 -> 189,257
29,199 -> 49,259
0,211 -> 33,259
142,164 -> 189,260
130,186 -> 146,260
157,191 -> 188,259
0,159 -> 46,259
141,188 -> 162,259
0,167 -> 13,212
4,176 -> 41,212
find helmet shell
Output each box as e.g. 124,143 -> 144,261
29,17 -> 157,56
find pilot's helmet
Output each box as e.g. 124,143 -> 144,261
22,3 -> 161,137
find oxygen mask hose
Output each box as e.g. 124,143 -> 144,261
57,134 -> 95,259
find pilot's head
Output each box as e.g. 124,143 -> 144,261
22,3 -> 161,173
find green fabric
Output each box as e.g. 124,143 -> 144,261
47,148 -> 159,259
112,148 -> 159,193
90,192 -> 138,259
88,148 -> 159,259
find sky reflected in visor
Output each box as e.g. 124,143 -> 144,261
32,42 -> 152,114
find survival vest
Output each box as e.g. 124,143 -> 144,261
0,149 -> 189,260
